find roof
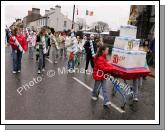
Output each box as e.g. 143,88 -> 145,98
29,16 -> 48,23
44,11 -> 55,17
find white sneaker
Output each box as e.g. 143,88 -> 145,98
68,69 -> 73,73
85,70 -> 91,74
104,101 -> 111,105
54,61 -> 58,64
42,68 -> 45,71
91,96 -> 98,101
12,71 -> 16,74
18,70 -> 21,73
133,97 -> 139,102
37,70 -> 41,74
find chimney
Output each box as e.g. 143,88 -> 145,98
32,8 -> 40,14
55,5 -> 61,13
50,8 -> 55,13
45,10 -> 49,15
28,11 -> 32,16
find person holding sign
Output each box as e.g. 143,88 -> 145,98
84,34 -> 97,72
9,27 -> 27,73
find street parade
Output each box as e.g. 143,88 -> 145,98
4,4 -> 155,120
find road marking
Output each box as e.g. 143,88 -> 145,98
45,58 -> 53,64
73,77 -> 125,113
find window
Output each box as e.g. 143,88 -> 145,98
43,18 -> 45,26
64,21 -> 67,28
43,19 -> 45,26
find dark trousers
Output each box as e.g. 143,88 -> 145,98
85,54 -> 94,70
147,52 -> 155,67
38,48 -> 45,70
12,49 -> 22,71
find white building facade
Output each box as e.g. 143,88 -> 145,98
28,5 -> 78,32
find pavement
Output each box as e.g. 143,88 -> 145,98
5,47 -> 155,120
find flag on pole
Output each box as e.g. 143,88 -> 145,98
86,10 -> 89,15
86,10 -> 93,16
90,11 -> 93,16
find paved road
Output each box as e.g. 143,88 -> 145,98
5,47 -> 155,120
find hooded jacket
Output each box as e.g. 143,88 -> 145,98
93,54 -> 114,80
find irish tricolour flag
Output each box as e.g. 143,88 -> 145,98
86,10 -> 94,16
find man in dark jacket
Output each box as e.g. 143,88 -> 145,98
84,34 -> 97,71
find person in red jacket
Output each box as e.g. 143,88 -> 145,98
9,27 -> 27,73
92,45 -> 113,109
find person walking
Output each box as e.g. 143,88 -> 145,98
84,34 -> 97,72
9,27 -> 27,73
67,36 -> 78,73
36,27 -> 50,74
50,29 -> 59,64
27,31 -> 36,59
92,45 -> 114,110
75,36 -> 83,66
55,32 -> 61,58
60,32 -> 67,58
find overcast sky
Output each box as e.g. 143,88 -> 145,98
5,5 -> 130,30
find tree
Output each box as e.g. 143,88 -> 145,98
91,21 -> 109,33
76,18 -> 86,30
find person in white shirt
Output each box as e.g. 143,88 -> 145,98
67,36 -> 78,73
59,32 -> 67,58
36,27 -> 50,74
75,36 -> 83,66
27,31 -> 36,59
50,29 -> 59,64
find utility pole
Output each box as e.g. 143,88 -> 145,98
72,5 -> 75,30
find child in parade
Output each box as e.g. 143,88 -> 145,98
60,32 -> 67,58
46,31 -> 51,58
36,27 -> 50,74
9,27 -> 28,73
92,45 -> 114,110
75,36 -> 83,66
80,35 -> 87,59
67,36 -> 78,73
50,29 -> 59,64
27,31 -> 36,59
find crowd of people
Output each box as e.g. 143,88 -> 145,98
5,25 -> 154,110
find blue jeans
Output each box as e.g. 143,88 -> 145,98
68,60 -> 75,69
29,47 -> 34,58
60,47 -> 67,58
92,80 -> 110,105
38,48 -> 45,71
51,46 -> 59,62
12,49 -> 22,71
